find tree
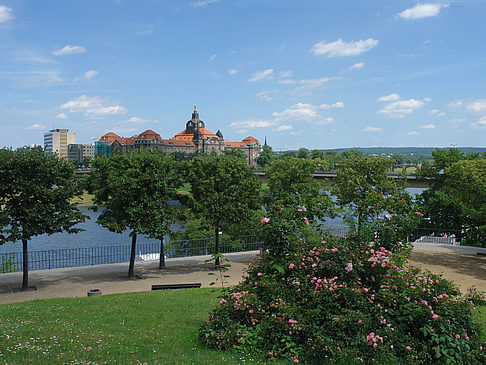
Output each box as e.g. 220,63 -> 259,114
87,149 -> 181,276
297,148 -> 311,159
0,147 -> 86,290
184,155 -> 261,265
256,144 -> 274,167
265,157 -> 334,223
332,156 -> 404,237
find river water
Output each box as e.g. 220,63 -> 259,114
0,188 -> 425,254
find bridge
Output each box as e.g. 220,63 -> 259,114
254,170 -> 429,188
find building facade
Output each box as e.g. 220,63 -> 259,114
67,144 -> 95,163
97,106 -> 261,165
44,129 -> 76,159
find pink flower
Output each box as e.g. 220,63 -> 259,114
456,334 -> 460,339
432,314 -> 439,320
345,262 -> 353,272
414,211 -> 424,217
261,217 -> 270,224
358,319 -> 362,324
294,358 -> 299,363
332,248 -> 338,253
385,214 -> 392,220
249,309 -> 253,314
435,348 -> 440,354
257,272 -> 263,276
289,263 -> 295,269
406,346 -> 411,351
303,217 -> 309,225
219,299 -> 227,304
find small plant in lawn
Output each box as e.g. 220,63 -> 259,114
200,207 -> 486,364
205,252 -> 232,289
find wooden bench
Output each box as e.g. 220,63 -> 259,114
151,283 -> 201,291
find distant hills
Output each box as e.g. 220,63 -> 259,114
328,147 -> 486,157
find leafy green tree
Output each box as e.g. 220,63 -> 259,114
184,155 -> 261,265
0,147 -> 86,290
87,149 -> 181,276
311,149 -> 326,160
223,148 -> 247,161
332,156 -> 405,237
256,144 -> 274,167
297,148 -> 311,159
265,157 -> 334,223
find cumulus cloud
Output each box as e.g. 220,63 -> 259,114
407,131 -> 420,136
26,123 -> 47,130
472,116 -> 486,128
447,100 -> 464,109
56,113 -> 68,119
53,45 -> 86,56
228,68 -> 239,75
466,99 -> 486,113
0,5 -> 13,23
274,125 -> 293,132
363,126 -> 382,132
230,119 -> 277,129
256,91 -> 274,102
273,103 -> 320,120
316,117 -> 334,125
248,69 -> 274,82
421,124 -> 436,129
59,95 -> 127,117
398,3 -> 449,19
319,101 -> 344,109
377,93 -> 400,102
348,62 -> 365,71
311,38 -> 378,57
127,117 -> 149,123
190,0 -> 218,7
278,79 -> 297,85
74,70 -> 99,82
378,98 -> 427,118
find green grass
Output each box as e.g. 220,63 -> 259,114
0,289 -> 273,364
0,289 -> 484,364
71,191 -> 95,206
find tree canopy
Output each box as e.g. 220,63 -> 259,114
184,155 -> 261,265
87,149 -> 182,276
0,147 -> 86,289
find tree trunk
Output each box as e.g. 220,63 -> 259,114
159,238 -> 165,269
22,238 -> 29,291
214,223 -> 220,266
128,232 -> 137,277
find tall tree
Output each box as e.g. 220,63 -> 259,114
87,149 -> 181,277
184,155 -> 261,265
0,147 -> 86,290
265,157 -> 334,223
332,156 -> 403,237
256,144 -> 274,167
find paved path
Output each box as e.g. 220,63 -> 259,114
0,244 -> 485,305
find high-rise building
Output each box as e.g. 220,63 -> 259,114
44,129 -> 76,159
67,144 -> 95,163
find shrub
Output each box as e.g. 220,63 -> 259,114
200,211 -> 486,364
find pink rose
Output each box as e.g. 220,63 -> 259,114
289,263 -> 295,269
261,217 -> 270,224
414,211 -> 424,217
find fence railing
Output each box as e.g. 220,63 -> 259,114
0,235 -> 262,274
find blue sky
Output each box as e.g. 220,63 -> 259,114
1,0 -> 485,151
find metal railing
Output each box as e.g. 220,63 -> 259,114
0,235 -> 262,274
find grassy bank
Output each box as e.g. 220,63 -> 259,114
0,289 -> 271,364
0,289 -> 484,364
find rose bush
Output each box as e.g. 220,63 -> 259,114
199,209 -> 485,364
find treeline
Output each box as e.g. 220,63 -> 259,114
2,147 -> 485,291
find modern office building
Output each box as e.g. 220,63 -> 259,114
67,144 -> 95,163
44,129 -> 76,159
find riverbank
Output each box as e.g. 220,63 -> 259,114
1,244 -> 485,305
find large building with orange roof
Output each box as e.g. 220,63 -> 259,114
95,106 -> 261,165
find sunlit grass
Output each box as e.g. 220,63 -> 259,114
0,289 -> 273,364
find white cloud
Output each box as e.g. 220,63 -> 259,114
0,5 -> 13,23
248,69 -> 274,82
348,62 -> 365,71
363,126 -> 383,132
466,99 -> 486,113
278,79 -> 297,85
228,68 -> 239,75
230,119 -> 277,129
273,103 -> 319,120
190,0 -> 218,7
53,45 -> 86,56
398,4 -> 449,20
319,101 -> 344,109
209,54 -> 216,62
472,116 -> 486,128
56,113 -> 68,119
74,70 -> 99,82
59,95 -> 127,117
447,100 -> 464,109
449,118 -> 466,124
279,70 -> 292,78
407,131 -> 420,136
311,38 -> 379,57
378,98 -> 426,118
26,123 -> 47,130
316,117 -> 334,125
256,91 -> 274,102
274,125 -> 293,132
421,124 -> 436,129
127,117 -> 149,123
293,77 -> 340,95
377,93 -> 400,102
430,109 -> 439,114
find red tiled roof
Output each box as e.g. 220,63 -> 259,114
164,138 -> 195,146
137,130 -> 162,140
173,127 -> 219,140
100,132 -> 121,142
242,136 -> 260,144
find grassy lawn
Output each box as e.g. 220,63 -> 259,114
71,190 -> 95,207
0,289 -> 273,365
0,289 -> 484,364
